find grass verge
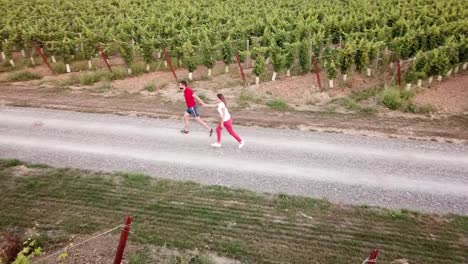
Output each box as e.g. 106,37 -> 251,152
7,71 -> 42,82
0,159 -> 466,263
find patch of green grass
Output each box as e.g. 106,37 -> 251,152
7,71 -> 42,82
79,72 -> 100,85
110,67 -> 128,80
275,193 -> 329,212
403,102 -> 436,114
381,88 -> 403,110
350,87 -> 382,102
130,63 -> 147,76
0,159 -> 23,168
236,90 -> 264,108
1,159 -> 467,264
129,250 -> 150,264
451,215 -> 468,232
144,83 -> 156,92
51,62 -> 67,74
122,172 -> 151,188
266,99 -> 289,111
57,76 -> 80,87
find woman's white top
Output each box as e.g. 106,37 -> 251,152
217,102 -> 231,122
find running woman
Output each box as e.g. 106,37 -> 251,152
179,80 -> 213,136
204,94 -> 244,148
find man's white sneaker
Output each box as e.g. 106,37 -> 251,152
239,140 -> 245,149
211,142 -> 222,147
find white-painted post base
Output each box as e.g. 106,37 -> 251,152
405,83 -> 412,91
463,63 -> 468,70
329,79 -> 334,88
127,68 -> 132,75
255,76 -> 260,85
146,64 -> 150,72
1,52 -> 5,60
208,68 -> 212,77
390,62 -> 394,68
21,50 -> 26,58
88,60 -> 93,70
164,61 -> 168,68
51,56 -> 57,63
428,76 -> 433,84
157,52 -> 161,59
9,59 -> 15,67
366,67 -> 371,77
454,65 -> 459,74
30,57 -> 35,66
66,64 -> 71,73
343,74 -> 348,82
272,72 -> 277,81
437,75 -> 442,82
287,69 -> 291,77
188,72 -> 193,81
265,57 -> 270,65
417,79 -> 422,88
446,69 -> 452,77
224,65 -> 229,73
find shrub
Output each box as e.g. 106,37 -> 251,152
144,83 -> 155,92
79,72 -> 99,85
266,99 -> 289,111
130,62 -> 146,76
381,88 -> 402,110
52,62 -> 67,74
7,71 -> 42,82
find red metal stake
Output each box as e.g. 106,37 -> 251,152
397,60 -> 401,88
34,44 -> 52,72
98,45 -> 112,72
235,53 -> 246,86
313,56 -> 322,91
163,48 -> 178,82
364,248 -> 379,264
113,216 -> 133,264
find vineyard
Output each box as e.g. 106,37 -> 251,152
0,0 -> 467,86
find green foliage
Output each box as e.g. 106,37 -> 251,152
284,42 -> 298,70
139,38 -> 155,65
7,71 -> 42,82
221,38 -> 232,66
201,37 -> 215,69
270,45 -> 284,73
354,40 -> 370,73
339,46 -> 354,74
119,40 -> 134,67
298,39 -> 309,73
52,62 -> 67,74
182,41 -> 198,72
253,50 -> 265,77
266,99 -> 289,111
381,88 -> 403,110
324,47 -> 338,79
427,49 -> 450,76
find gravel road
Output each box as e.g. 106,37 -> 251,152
1,106 -> 467,214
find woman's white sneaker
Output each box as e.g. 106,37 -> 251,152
239,140 -> 245,149
211,142 -> 222,147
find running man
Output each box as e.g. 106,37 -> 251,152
204,93 -> 244,148
179,80 -> 213,136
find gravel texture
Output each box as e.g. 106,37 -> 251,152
1,106 -> 467,214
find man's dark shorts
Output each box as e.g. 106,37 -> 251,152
186,105 -> 200,117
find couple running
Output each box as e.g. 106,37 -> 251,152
179,81 -> 244,149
